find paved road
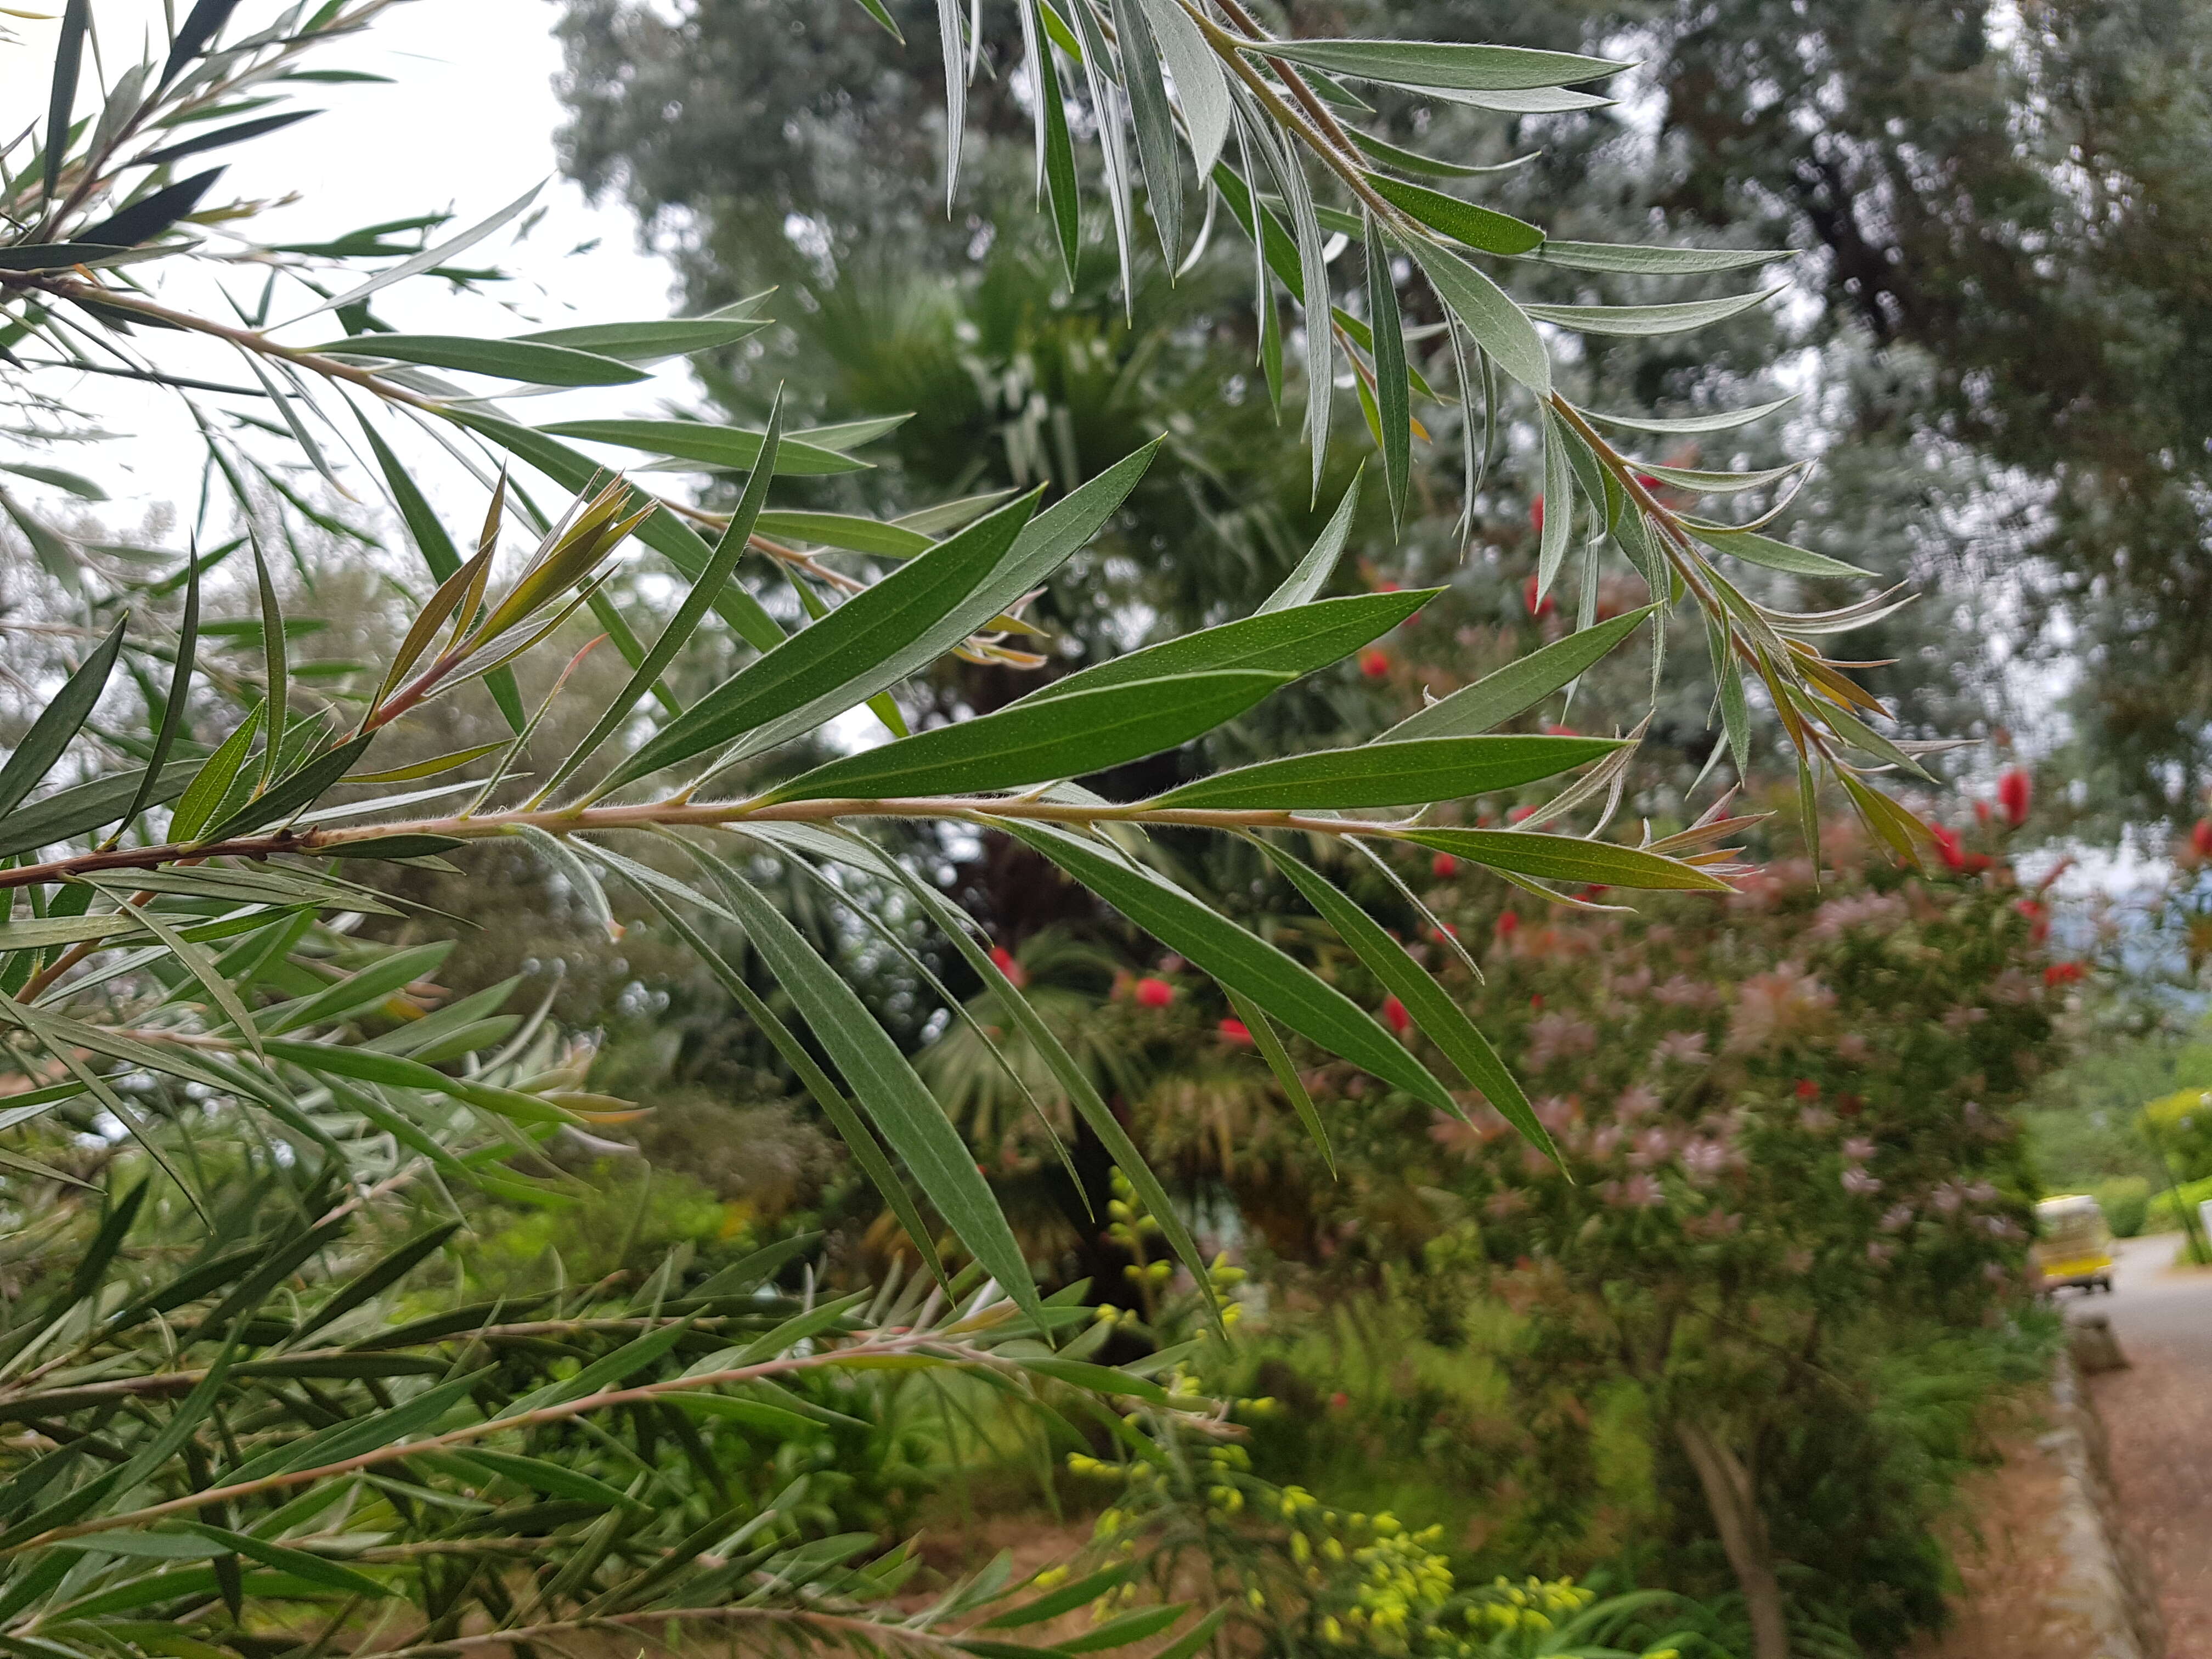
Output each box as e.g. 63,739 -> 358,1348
2080,1233 -> 2212,1656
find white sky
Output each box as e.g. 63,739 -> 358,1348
3,0 -> 683,527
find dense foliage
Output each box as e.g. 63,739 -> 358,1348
0,2 -> 2086,1657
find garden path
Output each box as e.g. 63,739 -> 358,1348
2090,1233 -> 2212,1657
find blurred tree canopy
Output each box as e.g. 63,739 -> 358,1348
556,0 -> 2212,828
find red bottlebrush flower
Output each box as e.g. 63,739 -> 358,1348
1928,823 -> 1966,872
1383,995 -> 1411,1036
1795,1079 -> 1820,1099
2013,898 -> 2050,943
1431,853 -> 1459,878
1496,911 -> 1521,939
1328,1391 -> 1351,1411
1217,1017 -> 1253,1046
1508,803 -> 1538,823
1359,647 -> 1391,679
1633,472 -> 1663,492
1974,799 -> 1992,826
1529,496 -> 1545,534
1543,723 -> 1579,737
1134,976 -> 1175,1009
1529,993 -> 1545,1010
1375,579 -> 1401,593
2194,819 -> 2212,859
1997,766 -> 2032,827
1963,851 -> 1994,875
989,944 -> 1028,989
1431,922 -> 1460,940
2044,961 -> 2084,987
1522,572 -> 1554,619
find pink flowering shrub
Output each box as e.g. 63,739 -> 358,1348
1254,817 -> 2063,1648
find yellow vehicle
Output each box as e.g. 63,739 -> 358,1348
2032,1194 -> 2115,1294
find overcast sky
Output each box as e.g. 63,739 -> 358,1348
4,0 -> 681,523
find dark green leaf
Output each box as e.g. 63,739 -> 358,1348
1255,39 -> 1628,91
1256,840 -> 1549,1152
0,613 -> 125,822
536,418 -> 865,475
317,334 -> 647,386
1366,219 -> 1412,526
688,847 -> 1046,1330
1397,827 -> 1733,890
167,704 -> 262,845
42,0 -> 91,200
1148,733 -> 1624,810
1380,605 -> 1657,741
764,670 -> 1289,803
136,109 -> 315,166
197,733 -> 374,843
513,315 -> 771,365
542,397 -> 787,801
1035,591 -> 1432,715
1258,469 -> 1364,613
1007,822 -> 1458,1111
1365,174 -> 1543,256
75,167 -> 225,248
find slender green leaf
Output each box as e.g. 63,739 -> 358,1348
543,398 -> 786,801
1225,985 -> 1333,1176
1347,131 -> 1533,179
820,828 -> 1222,1334
198,733 -> 373,844
1687,524 -> 1870,578
754,511 -> 931,558
1537,407 -> 1573,601
1638,460 -> 1805,496
1136,0 -> 1228,175
1148,733 -> 1623,810
0,614 -> 126,822
43,2 -> 92,199
318,334 -> 647,386
1029,590 -> 1431,707
166,708 -> 263,844
1007,822 -> 1458,1111
1576,394 -> 1798,435
1397,827 -> 1733,890
513,315 -> 771,365
1533,241 -> 1791,275
534,418 -> 865,476
1258,469 -> 1364,613
1111,0 -> 1181,261
1381,605 -> 1657,741
688,846 -> 1046,1329
0,761 -> 198,861
1523,289 -> 1779,337
1365,175 -> 1542,256
1366,219 -> 1412,526
1254,39 -> 1628,91
766,670 -> 1288,803
622,876 -> 952,1297
1411,241 -> 1549,393
597,489 -> 1039,791
1029,2 -> 1082,280
118,554 -> 199,838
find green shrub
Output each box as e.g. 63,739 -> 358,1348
2097,1177 -> 2152,1237
2147,1173 -> 2212,1233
